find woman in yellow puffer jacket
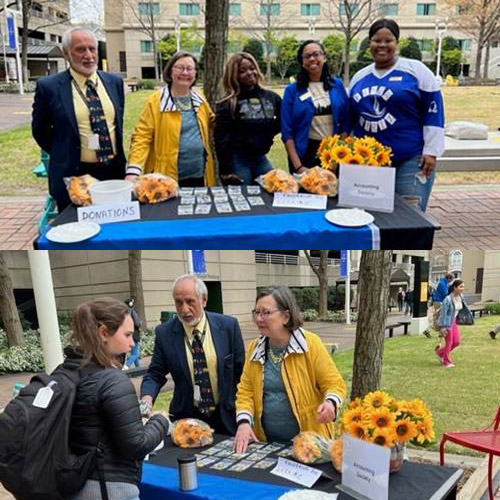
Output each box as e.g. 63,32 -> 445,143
125,51 -> 216,187
234,286 -> 346,453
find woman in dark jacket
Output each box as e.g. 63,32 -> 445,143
215,52 -> 281,184
68,297 -> 169,500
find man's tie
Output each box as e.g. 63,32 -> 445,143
85,80 -> 114,163
191,329 -> 215,415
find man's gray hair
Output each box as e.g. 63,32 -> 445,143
61,27 -> 97,53
173,274 -> 208,298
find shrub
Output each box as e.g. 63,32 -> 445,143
485,302 -> 500,315
302,309 -> 319,321
138,79 -> 155,90
0,81 -> 36,93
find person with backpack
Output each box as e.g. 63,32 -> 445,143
123,298 -> 142,370
0,297 -> 169,500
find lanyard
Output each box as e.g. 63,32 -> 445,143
72,77 -> 98,110
185,320 -> 207,354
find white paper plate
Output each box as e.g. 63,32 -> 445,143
324,208 -> 374,227
46,221 -> 101,243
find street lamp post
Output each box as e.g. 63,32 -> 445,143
435,18 -> 448,83
4,0 -> 23,93
174,17 -> 181,52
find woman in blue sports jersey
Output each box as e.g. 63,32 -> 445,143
282,40 -> 350,174
349,19 -> 445,211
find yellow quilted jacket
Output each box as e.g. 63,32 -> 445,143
236,329 -> 346,441
127,86 -> 216,185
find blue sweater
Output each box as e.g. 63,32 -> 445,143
433,277 -> 450,303
281,78 -> 350,158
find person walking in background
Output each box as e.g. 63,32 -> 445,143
397,287 -> 405,312
436,280 -> 470,368
234,286 -> 346,453
140,274 -> 245,435
126,51 -> 216,187
349,19 -> 445,212
67,297 -> 169,500
215,52 -> 281,185
281,40 -> 350,174
404,289 -> 414,316
123,298 -> 142,370
32,27 -> 126,211
431,273 -> 454,344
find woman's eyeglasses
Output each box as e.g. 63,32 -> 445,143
302,51 -> 324,60
251,309 -> 280,318
173,65 -> 196,74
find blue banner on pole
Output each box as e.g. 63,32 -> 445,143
192,250 -> 206,275
7,17 -> 16,50
340,250 -> 348,279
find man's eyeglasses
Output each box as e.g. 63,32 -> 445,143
173,65 -> 196,73
251,309 -> 281,318
302,51 -> 324,60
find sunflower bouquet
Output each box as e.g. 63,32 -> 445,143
318,135 -> 392,172
340,390 -> 435,449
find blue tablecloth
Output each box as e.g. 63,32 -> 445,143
141,463 -> 293,500
36,212 -> 380,250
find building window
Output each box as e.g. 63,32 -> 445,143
379,3 -> 398,16
138,2 -> 160,16
459,39 -> 471,51
260,2 -> 280,16
301,3 -> 320,16
229,3 -> 241,16
417,39 -> 433,51
140,40 -> 153,53
179,3 -> 199,15
448,250 -> 463,272
339,3 -> 359,16
416,3 -> 436,15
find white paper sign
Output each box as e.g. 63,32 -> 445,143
273,192 -> 327,210
270,457 -> 322,488
340,434 -> 390,500
338,164 -> 396,213
77,201 -> 140,225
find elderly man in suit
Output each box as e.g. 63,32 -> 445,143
32,27 -> 126,211
140,274 -> 245,435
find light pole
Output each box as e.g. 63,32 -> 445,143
174,17 -> 181,52
4,0 -> 23,93
435,18 -> 448,84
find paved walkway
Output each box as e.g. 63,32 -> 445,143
1,184 -> 500,249
0,93 -> 34,132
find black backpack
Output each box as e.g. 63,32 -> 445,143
0,359 -> 108,500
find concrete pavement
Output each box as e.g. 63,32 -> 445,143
0,93 -> 34,132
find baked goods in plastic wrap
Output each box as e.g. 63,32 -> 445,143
171,418 -> 214,448
292,431 -> 332,464
65,174 -> 98,206
330,436 -> 343,473
297,167 -> 337,197
257,169 -> 299,194
134,173 -> 179,204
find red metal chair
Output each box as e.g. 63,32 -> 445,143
440,404 -> 500,500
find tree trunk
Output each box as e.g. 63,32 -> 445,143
483,42 -> 490,79
343,42 -> 350,85
350,250 -> 392,400
128,251 -> 146,327
474,28 -> 484,84
0,252 -> 25,347
203,0 -> 229,110
304,250 -> 329,319
266,38 -> 272,83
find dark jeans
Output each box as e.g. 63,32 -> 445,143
287,138 -> 322,173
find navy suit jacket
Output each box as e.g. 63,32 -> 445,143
141,311 -> 245,435
31,69 -> 126,209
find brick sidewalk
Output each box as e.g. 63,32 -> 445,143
1,185 -> 500,250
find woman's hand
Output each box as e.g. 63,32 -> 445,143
420,155 -> 436,178
316,400 -> 336,424
125,174 -> 139,183
234,423 -> 258,454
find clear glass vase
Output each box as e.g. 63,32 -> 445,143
389,442 -> 405,473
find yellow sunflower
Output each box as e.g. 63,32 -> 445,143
348,397 -> 362,410
347,154 -> 366,165
354,143 -> 374,161
414,420 -> 435,445
320,149 -> 333,168
363,390 -> 392,410
343,407 -> 364,425
368,407 -> 396,429
371,427 -> 396,447
331,145 -> 352,163
393,418 -> 418,443
375,150 -> 392,166
347,422 -> 368,440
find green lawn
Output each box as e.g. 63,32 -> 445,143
2,86 -> 500,195
154,315 -> 500,455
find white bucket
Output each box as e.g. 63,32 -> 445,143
89,180 -> 132,205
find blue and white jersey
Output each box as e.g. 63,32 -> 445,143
349,58 -> 445,164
